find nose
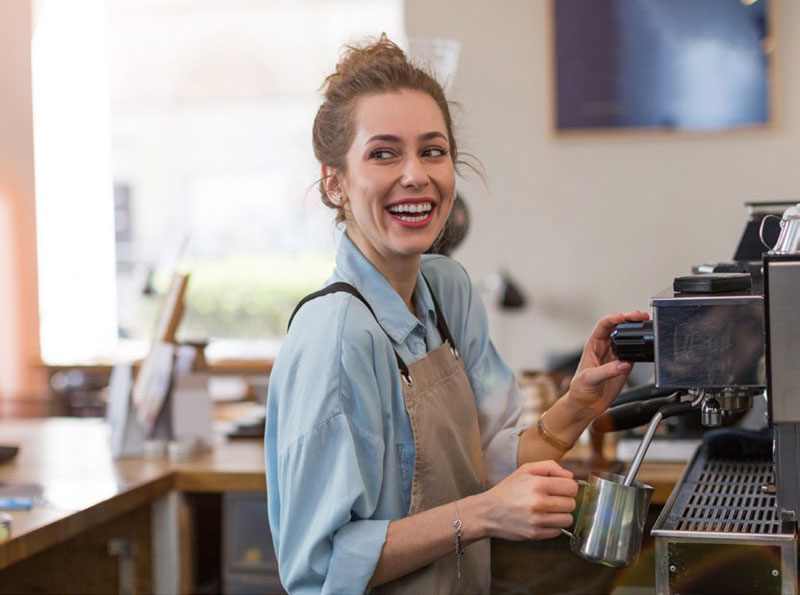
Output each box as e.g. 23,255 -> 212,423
400,155 -> 430,189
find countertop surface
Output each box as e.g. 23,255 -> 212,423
0,416 -> 687,571
0,417 -> 265,570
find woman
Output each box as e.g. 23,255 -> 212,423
265,35 -> 648,594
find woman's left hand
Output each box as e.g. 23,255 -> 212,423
564,310 -> 650,421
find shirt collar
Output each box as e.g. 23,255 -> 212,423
334,233 -> 437,344
413,267 -> 438,328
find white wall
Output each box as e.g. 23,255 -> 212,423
405,0 -> 800,372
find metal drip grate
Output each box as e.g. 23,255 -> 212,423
672,459 -> 780,534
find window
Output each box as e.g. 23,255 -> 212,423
32,0 -> 404,363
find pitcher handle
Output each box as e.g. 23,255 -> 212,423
561,479 -> 591,541
759,214 -> 782,250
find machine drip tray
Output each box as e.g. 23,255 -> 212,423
652,449 -> 797,595
658,456 -> 784,535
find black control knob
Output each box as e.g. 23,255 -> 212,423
610,321 -> 654,362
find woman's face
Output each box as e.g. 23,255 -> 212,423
332,89 -> 456,268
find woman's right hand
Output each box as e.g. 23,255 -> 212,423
477,460 -> 578,541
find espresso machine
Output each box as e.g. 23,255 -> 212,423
608,202 -> 800,594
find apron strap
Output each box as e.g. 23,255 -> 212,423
421,275 -> 460,360
287,282 -> 413,384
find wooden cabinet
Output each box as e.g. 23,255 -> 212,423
0,419 -> 268,595
0,504 -> 151,594
223,492 -> 283,594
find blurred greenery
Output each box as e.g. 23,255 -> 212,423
134,254 -> 333,341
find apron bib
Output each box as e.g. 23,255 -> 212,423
379,341 -> 490,594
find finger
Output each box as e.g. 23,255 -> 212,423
552,513 -> 575,528
587,313 -> 625,343
532,494 -> 579,513
532,512 -> 575,528
622,310 -> 650,322
578,359 -> 631,388
543,477 -> 581,498
588,310 -> 650,343
532,527 -> 562,540
521,460 -> 574,479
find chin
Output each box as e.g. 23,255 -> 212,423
397,244 -> 431,257
390,238 -> 433,257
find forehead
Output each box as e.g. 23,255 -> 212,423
351,90 -> 448,142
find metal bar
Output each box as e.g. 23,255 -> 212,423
623,411 -> 663,486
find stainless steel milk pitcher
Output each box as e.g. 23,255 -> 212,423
561,472 -> 654,568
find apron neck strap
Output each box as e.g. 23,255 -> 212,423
421,274 -> 459,359
287,282 -> 413,383
288,276 -> 461,382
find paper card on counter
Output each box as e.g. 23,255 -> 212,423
132,341 -> 175,437
107,362 -> 147,457
172,371 -> 213,446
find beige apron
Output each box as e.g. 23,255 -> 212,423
289,280 -> 491,594
378,340 -> 491,594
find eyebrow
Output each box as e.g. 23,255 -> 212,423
365,131 -> 448,144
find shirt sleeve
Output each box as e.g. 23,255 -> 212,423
469,341 -> 525,486
275,414 -> 389,594
266,295 -> 393,594
452,263 -> 525,486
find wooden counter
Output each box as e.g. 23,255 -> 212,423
0,417 -> 688,593
0,418 -> 265,593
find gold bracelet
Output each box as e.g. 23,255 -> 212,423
537,413 -> 571,453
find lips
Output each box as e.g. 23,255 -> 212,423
386,199 -> 435,227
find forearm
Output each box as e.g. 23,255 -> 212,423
367,494 -> 490,588
517,393 -> 594,466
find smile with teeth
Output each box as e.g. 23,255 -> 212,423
387,202 -> 433,222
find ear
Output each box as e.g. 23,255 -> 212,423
321,165 -> 348,205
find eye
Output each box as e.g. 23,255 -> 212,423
422,146 -> 448,158
369,148 -> 396,160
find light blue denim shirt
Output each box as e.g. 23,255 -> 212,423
265,234 -> 523,594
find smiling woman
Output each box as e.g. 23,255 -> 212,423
264,34 -> 649,595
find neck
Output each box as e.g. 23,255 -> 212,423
383,258 -> 420,313
345,230 -> 420,312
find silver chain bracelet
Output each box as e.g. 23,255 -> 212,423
452,501 -> 464,579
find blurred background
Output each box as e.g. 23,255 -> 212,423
1,0 -> 797,414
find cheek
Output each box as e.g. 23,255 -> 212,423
344,177 -> 388,220
437,170 -> 457,202
439,199 -> 455,223
358,173 -> 395,207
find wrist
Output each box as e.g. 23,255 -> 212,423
556,391 -> 596,426
458,493 -> 493,542
539,397 -> 592,448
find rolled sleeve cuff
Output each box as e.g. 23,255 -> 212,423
484,426 -> 525,486
323,519 -> 390,594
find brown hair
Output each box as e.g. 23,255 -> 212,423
312,34 -> 459,222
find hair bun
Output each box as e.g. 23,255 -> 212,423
322,33 -> 408,97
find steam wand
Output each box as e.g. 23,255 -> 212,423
622,391 -> 705,487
